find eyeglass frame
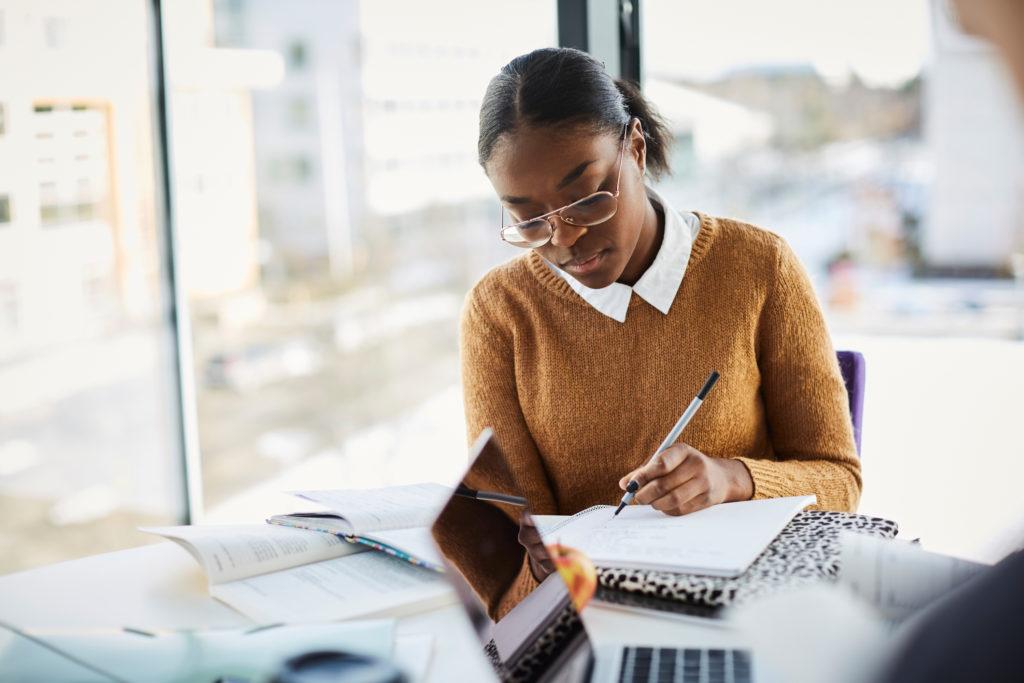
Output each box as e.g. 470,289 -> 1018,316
498,118 -> 636,248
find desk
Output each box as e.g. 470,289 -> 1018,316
0,541 -> 744,681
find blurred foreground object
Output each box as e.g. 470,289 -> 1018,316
548,543 -> 597,612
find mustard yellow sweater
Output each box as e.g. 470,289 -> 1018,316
456,212 -> 861,619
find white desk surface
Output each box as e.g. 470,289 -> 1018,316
0,541 -> 741,681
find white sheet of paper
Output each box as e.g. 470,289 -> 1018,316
292,483 -> 452,535
142,524 -> 364,584
838,531 -> 988,620
212,552 -> 454,623
542,496 -> 815,576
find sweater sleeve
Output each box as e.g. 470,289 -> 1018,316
456,286 -> 558,619
736,236 -> 862,512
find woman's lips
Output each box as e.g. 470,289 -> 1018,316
565,250 -> 606,275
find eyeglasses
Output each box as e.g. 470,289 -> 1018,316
499,121 -> 631,248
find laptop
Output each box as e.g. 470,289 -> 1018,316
430,429 -> 754,683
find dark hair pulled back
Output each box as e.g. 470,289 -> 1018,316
478,47 -> 672,179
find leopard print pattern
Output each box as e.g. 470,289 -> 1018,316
484,600 -> 585,683
597,510 -> 898,608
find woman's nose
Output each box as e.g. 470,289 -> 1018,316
549,217 -> 589,248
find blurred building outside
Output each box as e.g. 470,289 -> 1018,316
0,0 -> 184,571
1,0 -> 1023,576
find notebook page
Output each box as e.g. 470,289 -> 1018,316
533,505 -> 610,537
142,524 -> 364,584
293,483 -> 452,534
543,496 -> 815,576
838,531 -> 988,621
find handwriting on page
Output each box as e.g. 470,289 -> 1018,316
543,497 -> 815,575
579,513 -> 729,565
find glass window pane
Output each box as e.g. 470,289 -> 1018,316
165,0 -> 556,518
642,0 -> 1024,562
0,0 -> 186,573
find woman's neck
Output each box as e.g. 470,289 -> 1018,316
617,193 -> 665,287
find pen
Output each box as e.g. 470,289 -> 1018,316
614,370 -> 720,517
455,484 -> 527,507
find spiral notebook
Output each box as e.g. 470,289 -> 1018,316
537,495 -> 815,577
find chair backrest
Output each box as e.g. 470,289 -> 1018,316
836,350 -> 865,457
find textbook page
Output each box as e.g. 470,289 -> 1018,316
212,551 -> 455,623
292,483 -> 452,534
142,524 -> 365,584
541,496 -> 815,576
838,531 -> 989,621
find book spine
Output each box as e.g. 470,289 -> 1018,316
348,537 -> 444,573
268,518 -> 443,573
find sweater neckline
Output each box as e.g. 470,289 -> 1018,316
525,210 -> 719,307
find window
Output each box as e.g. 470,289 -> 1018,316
643,0 -> 1024,563
0,0 -> 186,574
269,155 -> 313,183
287,40 -> 308,70
165,0 -> 557,518
34,103 -> 110,226
287,97 -> 311,129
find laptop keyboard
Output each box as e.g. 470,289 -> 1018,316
618,646 -> 752,683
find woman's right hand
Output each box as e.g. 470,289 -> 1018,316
518,511 -> 554,580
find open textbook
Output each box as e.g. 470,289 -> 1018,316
838,531 -> 988,621
536,495 -> 815,576
268,482 -> 450,571
142,524 -> 453,624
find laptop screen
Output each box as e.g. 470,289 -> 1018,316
430,429 -> 594,682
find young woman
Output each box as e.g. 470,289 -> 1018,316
458,47 -> 860,618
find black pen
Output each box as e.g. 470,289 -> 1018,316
614,370 -> 720,517
455,484 -> 527,507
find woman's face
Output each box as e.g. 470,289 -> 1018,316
485,120 -> 648,289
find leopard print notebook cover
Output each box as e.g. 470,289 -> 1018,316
553,508 -> 898,608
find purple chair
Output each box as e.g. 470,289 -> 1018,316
836,350 -> 866,457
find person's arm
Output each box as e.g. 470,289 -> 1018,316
455,285 -> 560,619
737,234 -> 862,511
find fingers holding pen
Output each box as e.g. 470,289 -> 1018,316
619,444 -> 689,491
631,444 -> 698,505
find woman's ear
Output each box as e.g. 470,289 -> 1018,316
628,118 -> 646,176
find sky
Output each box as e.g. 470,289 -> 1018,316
642,0 -> 933,88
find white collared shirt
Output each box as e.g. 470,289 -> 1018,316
546,186 -> 701,323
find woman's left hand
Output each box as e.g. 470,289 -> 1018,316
618,443 -> 754,516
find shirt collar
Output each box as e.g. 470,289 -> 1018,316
546,186 -> 700,323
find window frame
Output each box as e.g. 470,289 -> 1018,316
152,0 -> 204,522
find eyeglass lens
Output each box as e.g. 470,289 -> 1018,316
502,193 -> 617,247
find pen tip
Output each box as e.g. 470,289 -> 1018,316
613,502 -> 626,517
